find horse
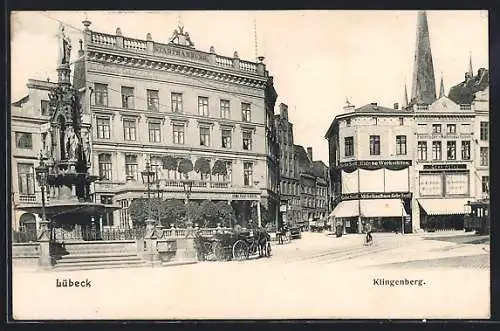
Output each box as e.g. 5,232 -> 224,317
254,227 -> 271,257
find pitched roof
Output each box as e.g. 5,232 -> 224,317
448,68 -> 489,105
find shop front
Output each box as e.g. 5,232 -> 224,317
418,198 -> 469,230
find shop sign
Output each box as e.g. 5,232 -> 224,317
341,192 -> 412,201
340,160 -> 412,168
423,164 -> 467,170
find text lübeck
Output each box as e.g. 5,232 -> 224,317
56,278 -> 92,288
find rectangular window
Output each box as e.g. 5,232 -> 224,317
98,154 -> 112,180
173,124 -> 185,144
242,131 -> 252,150
482,176 -> 489,193
220,100 -> 230,119
242,103 -> 251,122
369,135 -> 380,155
372,117 -> 378,126
147,89 -> 159,112
15,132 -> 32,149
171,92 -> 183,113
396,135 -> 407,155
344,137 -> 354,157
198,97 -> 209,117
480,147 -> 489,166
101,195 -> 114,226
447,141 -> 456,160
399,117 -> 404,126
150,157 -> 163,175
417,141 -> 427,161
346,119 -> 351,127
432,141 -> 442,160
96,118 -> 111,139
123,119 -> 136,141
432,124 -> 442,134
121,86 -> 134,109
125,155 -> 138,180
17,163 -> 35,195
94,83 -> 108,106
41,100 -> 50,116
101,195 -> 113,204
480,122 -> 489,141
461,141 -> 471,160
447,124 -> 456,134
200,127 -> 210,146
222,129 -> 232,149
148,122 -> 161,142
243,162 -> 253,186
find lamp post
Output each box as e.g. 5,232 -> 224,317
254,179 -> 262,227
155,170 -> 164,229
35,153 -> 49,238
141,161 -> 157,230
182,179 -> 194,224
401,200 -> 405,235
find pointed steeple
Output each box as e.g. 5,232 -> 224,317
411,11 -> 436,105
403,84 -> 409,108
468,51 -> 474,77
439,73 -> 445,98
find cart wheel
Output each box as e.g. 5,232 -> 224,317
233,240 -> 249,261
212,241 -> 226,261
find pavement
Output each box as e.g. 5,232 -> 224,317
12,230 -> 490,320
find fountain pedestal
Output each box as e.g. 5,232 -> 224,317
144,219 -> 161,266
37,220 -> 53,269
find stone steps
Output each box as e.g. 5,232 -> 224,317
56,254 -> 142,263
54,258 -> 147,271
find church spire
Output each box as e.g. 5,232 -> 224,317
403,84 -> 409,108
468,51 -> 474,77
439,73 -> 445,98
411,11 -> 436,105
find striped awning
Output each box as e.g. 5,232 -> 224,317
418,198 -> 469,216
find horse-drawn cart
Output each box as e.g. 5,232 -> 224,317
194,229 -> 271,262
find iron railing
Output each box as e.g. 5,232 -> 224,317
12,230 -> 38,243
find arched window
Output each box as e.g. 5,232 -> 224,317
19,213 -> 36,232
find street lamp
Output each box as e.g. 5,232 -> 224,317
254,179 -> 262,228
181,179 -> 193,225
141,161 -> 157,229
35,152 -> 49,239
154,170 -> 164,228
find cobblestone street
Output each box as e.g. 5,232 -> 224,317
13,231 -> 490,320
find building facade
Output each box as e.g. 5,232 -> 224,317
326,11 -> 489,233
326,102 -> 414,233
274,103 -> 300,226
12,21 -> 280,229
294,145 -> 329,224
11,79 -> 58,231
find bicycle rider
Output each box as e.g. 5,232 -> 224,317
365,222 -> 373,244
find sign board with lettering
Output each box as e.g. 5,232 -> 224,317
445,173 -> 469,195
419,173 -> 443,196
339,160 -> 412,169
423,164 -> 467,170
341,192 -> 412,201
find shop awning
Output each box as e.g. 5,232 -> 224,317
330,200 -> 360,218
418,198 -> 469,216
360,199 -> 407,218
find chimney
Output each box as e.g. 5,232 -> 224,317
394,103 -> 399,110
307,147 -> 313,161
279,103 -> 288,119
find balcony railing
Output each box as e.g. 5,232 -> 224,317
460,104 -> 472,110
88,31 -> 265,76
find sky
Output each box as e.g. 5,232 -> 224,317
10,10 -> 488,164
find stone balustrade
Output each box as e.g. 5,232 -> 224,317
88,31 -> 265,77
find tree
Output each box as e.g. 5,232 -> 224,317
194,158 -> 211,180
178,158 -> 194,179
211,160 -> 228,181
161,199 -> 186,227
186,201 -> 202,226
162,155 -> 178,171
199,200 -> 218,227
215,201 -> 234,228
128,198 -> 149,227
